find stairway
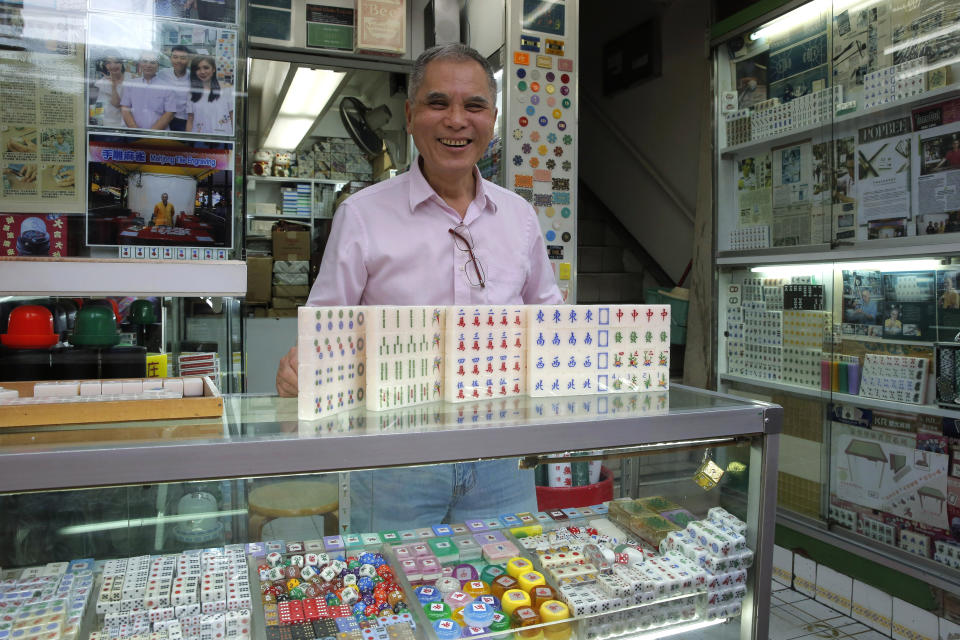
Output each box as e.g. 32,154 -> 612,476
576,181 -> 675,304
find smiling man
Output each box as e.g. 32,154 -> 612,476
275,44 -> 561,530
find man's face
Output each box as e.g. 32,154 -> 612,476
161,193 -> 168,204
861,290 -> 870,303
405,58 -> 496,182
140,57 -> 159,79
170,50 -> 189,75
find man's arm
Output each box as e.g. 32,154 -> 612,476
151,111 -> 175,130
519,205 -> 563,304
121,106 -> 138,128
277,202 -> 368,396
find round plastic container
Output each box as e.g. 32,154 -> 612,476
535,466 -> 614,511
1,305 -> 58,348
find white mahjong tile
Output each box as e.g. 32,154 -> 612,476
297,306 -> 366,420
366,306 -> 445,411
445,306 -> 526,402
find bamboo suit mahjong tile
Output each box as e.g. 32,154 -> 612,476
526,305 -> 670,396
297,306 -> 366,419
366,306 -> 445,410
781,310 -> 828,387
444,306 -> 526,402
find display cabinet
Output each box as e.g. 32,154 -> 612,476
0,386 -> 780,640
712,0 -> 960,594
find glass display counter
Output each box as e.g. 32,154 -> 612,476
0,385 -> 781,640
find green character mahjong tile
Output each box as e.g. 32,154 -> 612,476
614,330 -> 623,343
428,537 -> 459,562
644,330 -> 653,343
630,330 -> 639,343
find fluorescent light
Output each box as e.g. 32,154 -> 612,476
884,23 -> 960,56
263,115 -> 318,149
58,509 -> 248,535
748,0 -> 885,42
750,264 -> 829,277
263,67 -> 346,150
750,0 -> 827,41
626,617 -> 727,639
751,259 -> 941,277
840,259 -> 941,272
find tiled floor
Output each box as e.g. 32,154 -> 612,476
768,580 -> 890,640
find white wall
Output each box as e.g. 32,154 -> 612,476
579,0 -> 708,281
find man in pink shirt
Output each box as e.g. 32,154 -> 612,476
275,44 -> 561,530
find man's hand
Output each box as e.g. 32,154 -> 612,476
276,345 -> 299,397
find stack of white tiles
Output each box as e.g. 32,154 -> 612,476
297,306 -> 367,420
864,57 -> 926,109
366,306 -> 445,410
297,304 -> 672,418
443,306 -> 526,402
91,548 -> 251,640
526,305 -> 670,397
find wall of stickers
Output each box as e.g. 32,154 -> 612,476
504,0 -> 579,303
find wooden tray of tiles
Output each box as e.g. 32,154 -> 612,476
0,377 -> 222,428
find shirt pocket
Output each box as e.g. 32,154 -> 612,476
483,263 -> 526,304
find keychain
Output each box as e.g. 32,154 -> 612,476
694,448 -> 725,490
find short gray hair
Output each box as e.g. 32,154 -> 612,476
408,44 -> 497,102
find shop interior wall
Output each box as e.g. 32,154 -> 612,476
578,0 -> 709,282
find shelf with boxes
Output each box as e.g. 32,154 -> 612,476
720,73 -> 958,157
715,256 -> 960,592
245,176 -> 347,240
713,1 -> 960,253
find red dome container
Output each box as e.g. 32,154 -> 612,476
535,466 -> 614,512
1,305 -> 58,348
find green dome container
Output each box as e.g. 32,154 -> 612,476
71,305 -> 120,346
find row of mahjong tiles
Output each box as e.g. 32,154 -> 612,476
297,304 -> 671,419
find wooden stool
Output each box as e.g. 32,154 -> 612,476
247,480 -> 339,540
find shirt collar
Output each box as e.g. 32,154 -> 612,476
408,157 -> 498,215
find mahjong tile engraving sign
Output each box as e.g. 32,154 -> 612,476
506,0 -> 579,301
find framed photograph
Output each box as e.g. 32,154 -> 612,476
87,133 -> 233,249
87,14 -> 237,137
882,271 -> 936,340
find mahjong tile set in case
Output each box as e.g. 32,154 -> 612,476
4,504 -> 752,640
297,305 -> 670,420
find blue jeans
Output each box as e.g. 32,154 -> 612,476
349,459 -> 538,532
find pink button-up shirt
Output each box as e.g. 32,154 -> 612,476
307,161 -> 562,306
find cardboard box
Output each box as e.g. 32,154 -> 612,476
267,308 -> 298,318
273,273 -> 308,285
273,284 -> 309,297
271,296 -> 307,309
372,150 -> 394,177
272,230 -> 311,261
246,256 -> 273,303
273,260 -> 310,274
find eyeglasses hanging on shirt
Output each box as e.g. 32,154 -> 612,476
448,225 -> 486,288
